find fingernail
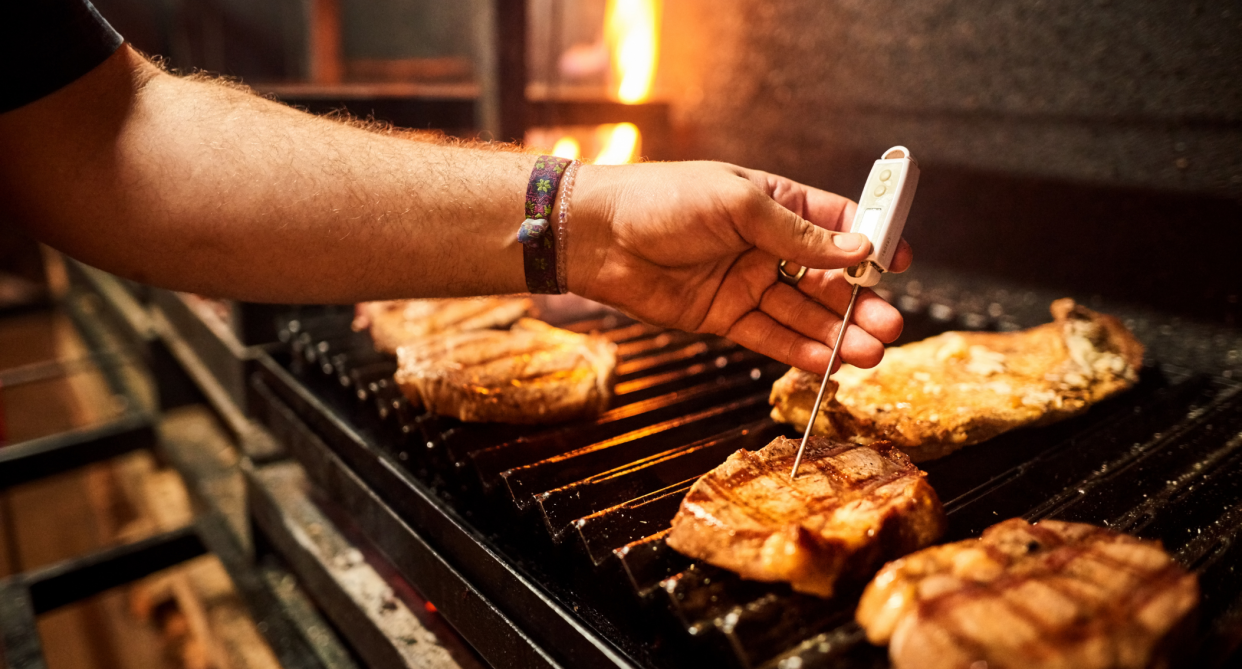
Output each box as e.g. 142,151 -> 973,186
833,233 -> 866,252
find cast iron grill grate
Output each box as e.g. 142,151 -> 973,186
266,296 -> 1242,669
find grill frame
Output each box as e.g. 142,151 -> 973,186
250,282 -> 1242,669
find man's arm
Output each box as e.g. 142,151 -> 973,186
0,45 -> 910,373
0,46 -> 540,301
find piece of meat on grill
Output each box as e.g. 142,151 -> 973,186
353,297 -> 532,354
394,318 -> 616,424
856,518 -> 1199,669
770,299 -> 1144,462
665,436 -> 945,597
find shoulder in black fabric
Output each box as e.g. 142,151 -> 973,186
0,0 -> 123,114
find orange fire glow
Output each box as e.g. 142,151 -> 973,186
605,0 -> 660,104
551,136 -> 581,160
593,123 -> 640,165
540,0 -> 656,165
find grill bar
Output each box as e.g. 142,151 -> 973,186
502,393 -> 772,509
942,375 -> 1224,539
574,481 -> 693,565
616,530 -> 689,598
539,420 -> 781,540
470,366 -> 780,489
1029,383 -> 1242,523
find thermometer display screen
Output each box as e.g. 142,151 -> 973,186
855,207 -> 884,241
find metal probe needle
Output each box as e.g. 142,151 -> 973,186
790,282 -> 862,479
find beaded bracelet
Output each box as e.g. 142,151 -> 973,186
517,155 -> 576,294
554,160 -> 581,293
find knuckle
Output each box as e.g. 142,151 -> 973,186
734,183 -> 765,218
790,298 -> 819,333
779,332 -> 800,365
793,218 -> 818,249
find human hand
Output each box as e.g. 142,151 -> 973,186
566,161 -> 913,374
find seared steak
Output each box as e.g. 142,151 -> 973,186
394,319 -> 616,424
856,518 -> 1199,669
666,436 -> 945,597
353,297 -> 531,354
770,299 -> 1143,462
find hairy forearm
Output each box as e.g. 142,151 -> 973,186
1,44 -> 912,372
0,45 -> 539,303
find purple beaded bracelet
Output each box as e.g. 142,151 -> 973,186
518,155 -> 573,294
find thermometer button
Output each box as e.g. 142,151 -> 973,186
874,185 -> 887,197
880,169 -> 892,181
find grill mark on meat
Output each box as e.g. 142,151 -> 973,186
694,477 -> 777,527
698,439 -> 861,489
426,341 -> 544,367
394,319 -> 617,424
355,297 -> 532,353
800,450 -> 850,482
404,322 -> 580,370
464,349 -> 594,381
918,557 -> 1192,665
667,437 -> 946,597
801,470 -> 914,516
858,518 -> 1199,669
690,443 -> 914,527
464,368 -> 592,393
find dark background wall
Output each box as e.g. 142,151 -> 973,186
656,0 -> 1242,324
92,0 -> 478,80
91,0 -> 303,79
341,2 -> 474,62
659,0 -> 1242,198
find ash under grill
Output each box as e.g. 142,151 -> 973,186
259,294 -> 1242,669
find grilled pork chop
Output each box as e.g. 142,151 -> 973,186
666,436 -> 945,597
770,299 -> 1143,462
393,319 -> 616,424
353,297 -> 531,354
856,518 -> 1199,669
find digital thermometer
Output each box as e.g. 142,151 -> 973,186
791,146 -> 920,478
845,146 -> 920,287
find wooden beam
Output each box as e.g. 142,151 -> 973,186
495,0 -> 528,142
309,0 -> 343,84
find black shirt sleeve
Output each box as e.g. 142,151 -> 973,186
0,0 -> 124,114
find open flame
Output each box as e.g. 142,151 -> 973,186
534,0 -> 658,165
605,0 -> 661,104
593,123 -> 640,165
551,136 -> 581,160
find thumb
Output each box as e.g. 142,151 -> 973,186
743,195 -> 871,270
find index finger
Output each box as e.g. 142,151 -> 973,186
742,167 -> 915,274
742,169 -> 856,233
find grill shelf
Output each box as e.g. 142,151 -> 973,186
250,295 -> 1242,669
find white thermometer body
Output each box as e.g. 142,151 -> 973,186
790,146 -> 920,479
845,146 -> 920,287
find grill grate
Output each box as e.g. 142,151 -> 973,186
262,295 -> 1242,669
